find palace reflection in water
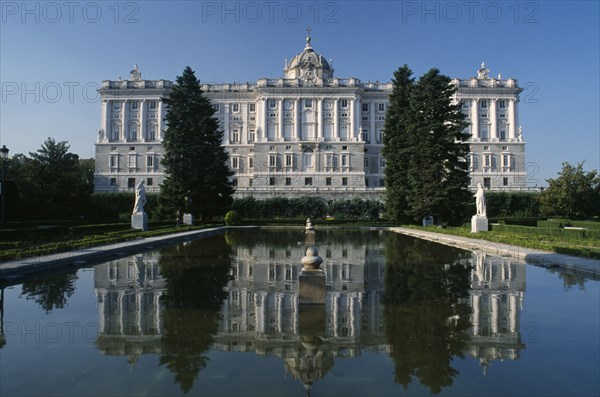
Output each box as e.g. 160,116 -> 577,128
93,230 -> 526,392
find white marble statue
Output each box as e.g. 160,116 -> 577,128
474,183 -> 487,217
133,180 -> 147,214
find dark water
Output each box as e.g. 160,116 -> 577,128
0,229 -> 598,397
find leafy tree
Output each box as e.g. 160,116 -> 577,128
402,68 -> 471,225
16,138 -> 94,219
160,67 -> 234,224
382,65 -> 414,222
539,162 -> 600,219
21,271 -> 78,313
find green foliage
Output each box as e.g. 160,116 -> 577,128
160,66 -> 234,223
540,162 -> 600,219
6,138 -> 94,220
489,223 -> 600,239
384,66 -> 471,225
485,191 -> 540,218
231,197 -> 382,220
89,192 -> 162,221
224,210 -> 241,226
383,65 -> 414,223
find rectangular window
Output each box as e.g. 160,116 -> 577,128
362,103 -> 369,112
285,177 -> 291,186
147,178 -> 153,186
269,99 -> 277,109
232,103 -> 240,113
362,131 -> 370,143
248,103 -> 256,112
148,101 -> 157,111
305,99 -> 313,108
128,178 -> 136,189
342,177 -> 348,186
499,100 -> 506,109
480,100 -> 488,109
341,154 -> 348,167
483,177 -> 491,188
109,155 -> 118,168
128,154 -> 137,168
232,178 -> 238,187
379,157 -> 386,169
378,103 -> 385,112
500,129 -> 506,140
269,154 -> 277,168
231,157 -> 239,169
249,130 -> 255,143
248,157 -> 254,168
110,178 -> 117,186
213,104 -> 220,112
146,155 -> 154,168
285,154 -> 293,167
269,177 -> 275,186
462,101 -> 470,110
326,177 -> 332,186
379,179 -> 385,187
340,99 -> 348,108
503,177 -> 509,186
232,130 -> 240,143
305,177 -> 313,186
130,101 -> 139,111
113,101 -> 121,111
364,157 -> 369,168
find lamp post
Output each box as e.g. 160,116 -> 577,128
0,145 -> 9,229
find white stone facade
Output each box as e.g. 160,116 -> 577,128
94,37 -> 527,197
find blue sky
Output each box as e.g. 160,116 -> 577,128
1,0 -> 598,185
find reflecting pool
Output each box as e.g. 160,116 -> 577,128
1,229 -> 598,396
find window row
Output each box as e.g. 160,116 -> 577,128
109,154 -> 158,170
361,103 -> 386,113
111,100 -> 158,112
469,154 -> 514,171
461,99 -> 509,110
109,123 -> 159,142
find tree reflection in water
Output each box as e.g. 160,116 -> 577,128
158,236 -> 232,393
20,271 -> 78,313
383,234 -> 472,394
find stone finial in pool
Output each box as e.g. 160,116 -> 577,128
301,246 -> 323,270
305,218 -> 314,231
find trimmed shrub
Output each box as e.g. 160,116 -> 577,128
224,210 -> 241,226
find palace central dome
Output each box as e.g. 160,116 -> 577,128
284,30 -> 334,80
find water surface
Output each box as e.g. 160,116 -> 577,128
1,229 -> 598,396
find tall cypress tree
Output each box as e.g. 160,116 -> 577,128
405,68 -> 471,225
160,67 -> 234,223
382,65 -> 414,222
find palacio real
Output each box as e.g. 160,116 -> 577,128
94,32 -> 527,198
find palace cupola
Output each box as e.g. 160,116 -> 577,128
284,27 -> 334,83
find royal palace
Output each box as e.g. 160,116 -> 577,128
94,32 -> 527,198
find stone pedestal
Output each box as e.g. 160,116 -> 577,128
471,215 -> 488,233
183,213 -> 194,225
299,269 -> 326,305
131,212 -> 148,231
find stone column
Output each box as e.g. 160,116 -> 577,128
490,294 -> 499,335
101,100 -> 109,141
277,98 -> 283,141
157,99 -> 164,141
508,99 -> 516,140
349,97 -> 355,141
317,98 -> 323,140
333,98 -> 339,140
242,104 -> 248,144
121,100 -> 128,142
262,98 -> 268,141
295,98 -> 301,140
140,99 -> 147,142
471,99 -> 479,139
490,98 -> 497,140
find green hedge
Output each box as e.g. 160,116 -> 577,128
537,219 -> 600,229
489,223 -> 600,239
232,197 -> 383,220
485,191 -> 541,218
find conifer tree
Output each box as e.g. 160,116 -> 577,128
405,68 -> 471,224
160,66 -> 234,223
382,65 -> 414,222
